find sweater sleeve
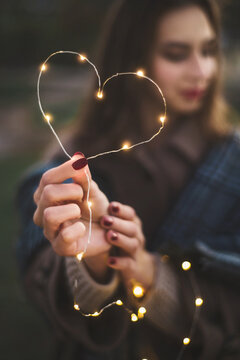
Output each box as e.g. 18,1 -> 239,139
135,255 -> 180,335
130,252 -> 240,358
23,244 -> 129,352
64,256 -> 120,313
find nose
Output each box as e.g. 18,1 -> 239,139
187,53 -> 210,82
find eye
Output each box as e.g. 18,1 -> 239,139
202,44 -> 218,57
161,51 -> 188,62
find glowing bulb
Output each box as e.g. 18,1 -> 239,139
76,252 -> 84,261
41,64 -> 47,71
88,201 -> 92,208
133,285 -> 144,298
136,69 -> 145,77
92,311 -> 99,317
116,300 -> 123,306
97,90 -> 103,99
74,304 -> 79,311
138,307 -> 146,315
45,114 -> 52,122
195,297 -> 203,307
79,54 -> 87,61
131,313 -> 138,322
122,142 -> 130,150
182,261 -> 191,271
159,116 -> 165,124
138,306 -> 147,319
183,337 -> 191,345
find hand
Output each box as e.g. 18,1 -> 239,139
33,154 -> 111,259
100,202 -> 155,292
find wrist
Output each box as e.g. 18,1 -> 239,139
139,251 -> 156,291
83,251 -> 112,284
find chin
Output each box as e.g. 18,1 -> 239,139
175,100 -> 203,115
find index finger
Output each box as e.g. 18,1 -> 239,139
34,153 -> 91,204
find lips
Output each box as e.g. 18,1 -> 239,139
181,89 -> 206,100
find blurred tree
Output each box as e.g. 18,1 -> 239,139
0,0 -> 112,67
0,0 -> 238,67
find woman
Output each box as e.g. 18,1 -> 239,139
17,0 -> 240,359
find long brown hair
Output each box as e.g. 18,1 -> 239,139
61,0 -> 230,158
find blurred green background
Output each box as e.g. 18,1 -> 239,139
0,0 -> 239,359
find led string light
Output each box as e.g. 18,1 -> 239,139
37,51 -> 167,160
37,51 -> 203,359
37,50 -> 166,263
175,260 -> 203,360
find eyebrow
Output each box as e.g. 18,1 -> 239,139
160,38 -> 217,50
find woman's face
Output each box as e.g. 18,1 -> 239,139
151,6 -> 218,117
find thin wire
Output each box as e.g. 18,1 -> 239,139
47,119 -> 72,159
37,50 -> 167,262
37,51 -> 167,162
82,170 -> 92,255
87,124 -> 164,160
77,300 -> 128,317
176,270 -> 203,360
36,53 -> 204,358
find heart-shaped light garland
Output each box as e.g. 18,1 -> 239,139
37,51 -> 203,358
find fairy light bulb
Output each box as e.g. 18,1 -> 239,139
79,54 -> 87,61
195,297 -> 203,307
45,114 -> 52,122
183,337 -> 191,345
138,306 -> 147,319
92,311 -> 100,317
136,69 -> 145,77
41,64 -> 47,71
131,313 -> 138,322
74,304 -> 79,311
76,252 -> 84,261
182,261 -> 191,271
97,90 -> 103,99
116,300 -> 123,306
138,307 -> 146,315
159,116 -> 165,124
133,284 -> 144,298
88,201 -> 92,208
122,142 -> 130,150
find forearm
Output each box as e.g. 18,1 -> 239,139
83,252 -> 111,283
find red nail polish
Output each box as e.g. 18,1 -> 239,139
103,217 -> 113,227
111,204 -> 119,213
109,257 -> 116,265
73,151 -> 85,157
111,232 -> 118,241
72,157 -> 88,170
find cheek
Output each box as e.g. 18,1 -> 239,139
151,59 -> 182,93
203,58 -> 218,81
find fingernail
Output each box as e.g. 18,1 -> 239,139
108,257 -> 116,265
72,157 -> 88,170
111,204 -> 119,213
110,232 -> 118,241
103,216 -> 113,227
73,152 -> 85,157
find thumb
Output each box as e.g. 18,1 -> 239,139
71,152 -> 92,195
